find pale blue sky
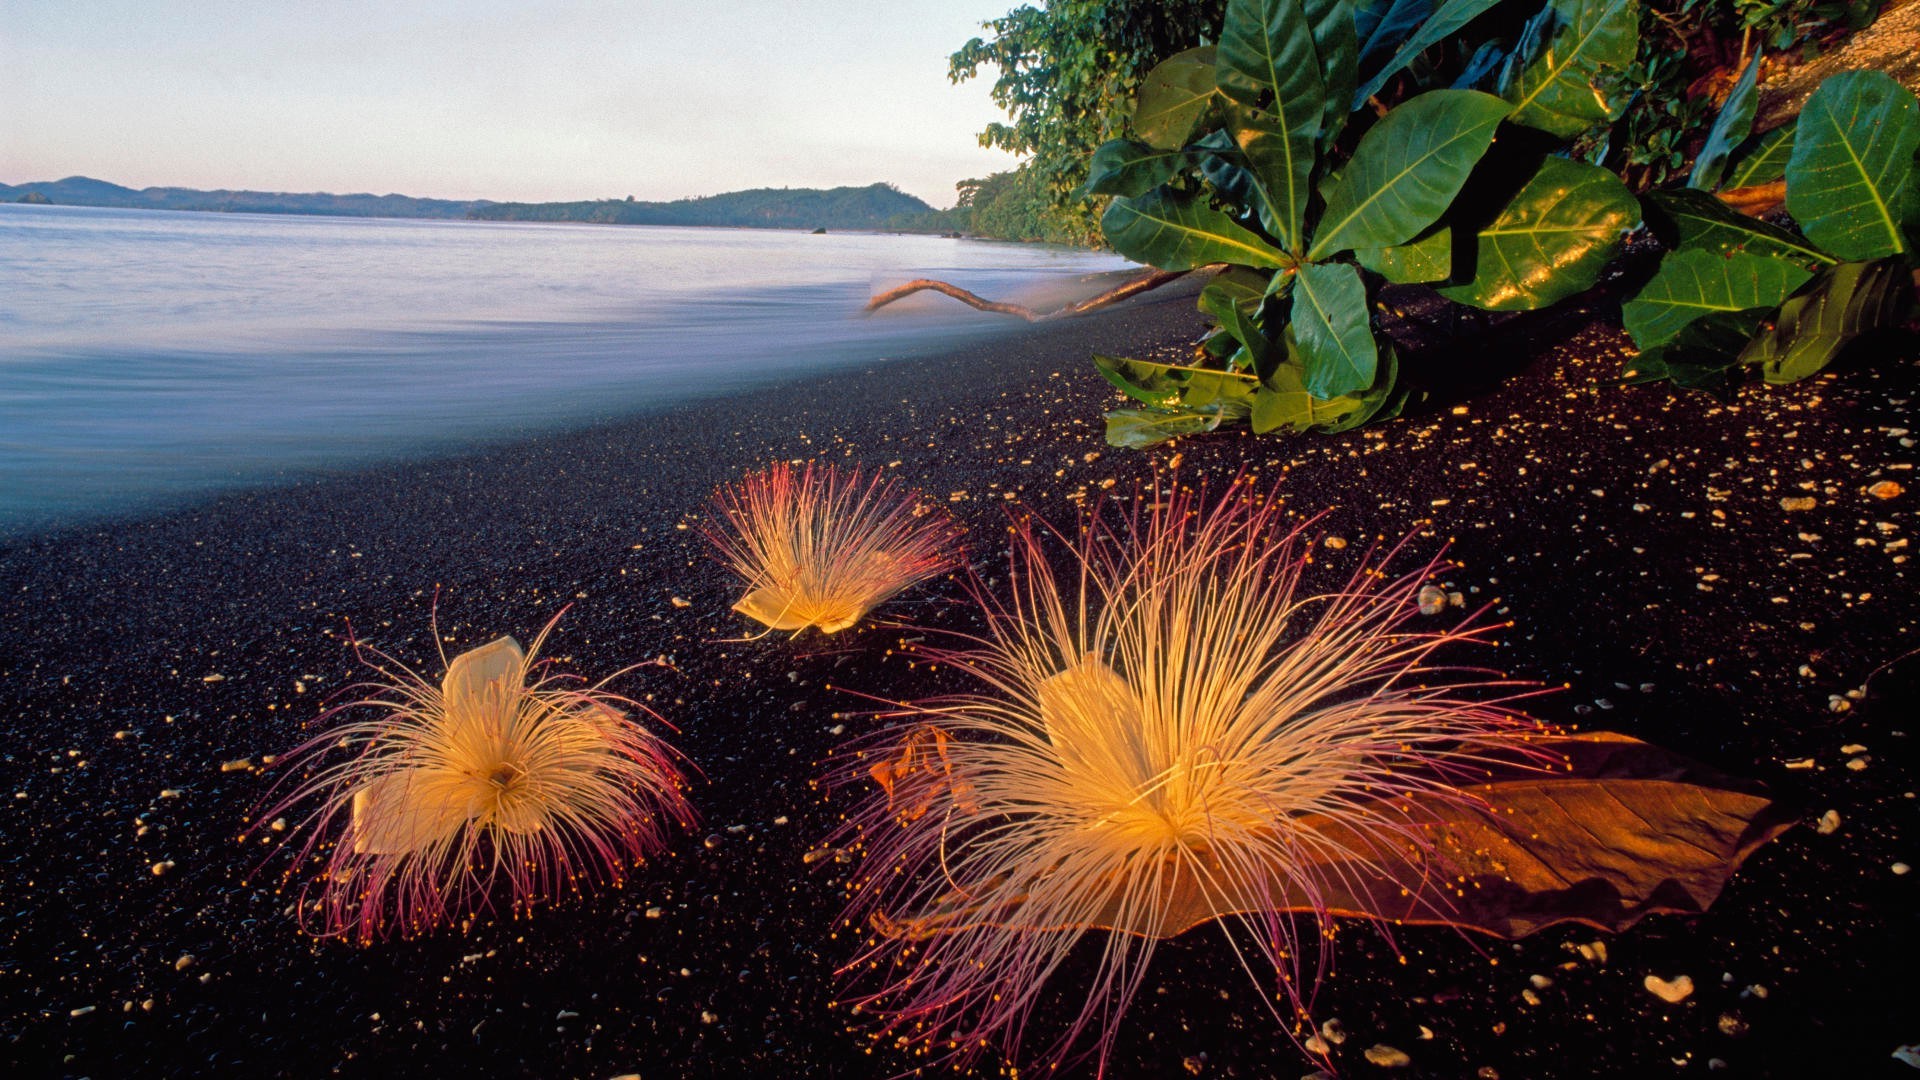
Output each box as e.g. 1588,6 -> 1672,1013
0,0 -> 1020,208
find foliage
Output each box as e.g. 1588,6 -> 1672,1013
1085,0 -> 1642,447
1597,0 -> 1884,189
954,166 -> 1096,244
1624,69 -> 1919,393
950,0 -> 1228,240
469,183 -> 936,231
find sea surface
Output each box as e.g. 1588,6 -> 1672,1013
0,204 -> 1132,535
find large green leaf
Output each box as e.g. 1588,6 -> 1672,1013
1252,362 -> 1365,433
1689,48 -> 1762,191
1354,0 -> 1503,106
1102,189 -> 1292,270
1290,261 -> 1378,398
1739,259 -> 1913,384
1217,0 -> 1326,250
1501,0 -> 1638,138
1309,89 -> 1510,260
1106,402 -> 1250,448
1095,354 -> 1186,404
1785,70 -> 1920,260
1133,46 -> 1220,149
1643,189 -> 1834,269
1440,155 -> 1641,311
1304,0 -> 1360,146
1355,222 -> 1454,283
1722,123 -> 1794,189
1196,108 -> 1315,248
1622,248 -> 1813,348
1083,139 -> 1187,198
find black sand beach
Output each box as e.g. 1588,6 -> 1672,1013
2,281 -> 1914,1078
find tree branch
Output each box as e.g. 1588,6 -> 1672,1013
865,267 -> 1200,321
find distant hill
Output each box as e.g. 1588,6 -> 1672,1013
468,183 -> 938,231
0,176 -> 948,231
0,176 -> 486,218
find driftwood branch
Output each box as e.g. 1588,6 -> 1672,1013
866,267 -> 1200,321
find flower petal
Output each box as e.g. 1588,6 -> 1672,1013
349,768 -> 479,855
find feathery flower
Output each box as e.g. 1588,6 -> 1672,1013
832,480 -> 1548,1072
263,617 -> 693,943
707,460 -> 961,634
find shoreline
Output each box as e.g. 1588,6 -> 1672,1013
2,283 -> 1914,1078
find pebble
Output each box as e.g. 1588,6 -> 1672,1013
1816,810 -> 1842,835
1780,496 -> 1818,511
1364,1044 -> 1411,1068
1867,481 -> 1903,499
1417,586 -> 1447,616
69,1005 -> 95,1017
1894,863 -> 1911,876
219,758 -> 252,773
175,954 -> 195,971
1644,974 -> 1694,1003
1319,1018 -> 1348,1045
1323,536 -> 1347,550
150,860 -> 175,876
1892,1045 -> 1920,1068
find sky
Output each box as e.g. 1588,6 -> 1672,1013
0,0 -> 1022,208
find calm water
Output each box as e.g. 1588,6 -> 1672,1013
0,204 -> 1132,534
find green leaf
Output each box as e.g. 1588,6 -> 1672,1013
1622,248 -> 1813,348
1355,223 -> 1454,283
1095,354 -> 1186,404
1318,341 -> 1405,432
1102,189 -> 1292,270
1217,0 -> 1326,250
1739,259 -> 1913,384
1722,123 -> 1794,189
1133,46 -> 1220,149
1291,261 -> 1378,397
1621,309 -> 1770,395
1689,48 -> 1762,191
1304,0 -> 1360,147
1183,368 -> 1261,408
1643,189 -> 1834,269
1252,364 -> 1363,433
1356,0 -> 1436,70
1501,0 -> 1638,138
1196,108 -> 1315,248
1785,70 -> 1920,260
1440,155 -> 1641,311
1310,89 -> 1510,260
1354,0 -> 1503,106
1106,402 -> 1249,448
1200,269 -> 1286,379
1083,139 -> 1187,198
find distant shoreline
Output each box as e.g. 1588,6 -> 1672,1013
1,175 -> 961,234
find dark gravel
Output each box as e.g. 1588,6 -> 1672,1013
1,281 -> 1914,1079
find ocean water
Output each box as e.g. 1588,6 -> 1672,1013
0,204 -> 1133,535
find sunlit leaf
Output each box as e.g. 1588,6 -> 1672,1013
1355,222 -> 1454,283
1785,70 -> 1919,260
1441,155 -> 1640,310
